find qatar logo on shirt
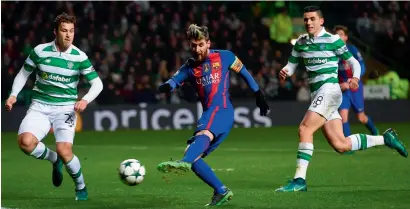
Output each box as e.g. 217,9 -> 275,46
196,71 -> 221,87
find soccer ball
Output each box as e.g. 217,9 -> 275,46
118,159 -> 146,186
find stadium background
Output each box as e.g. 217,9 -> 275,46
1,1 -> 410,209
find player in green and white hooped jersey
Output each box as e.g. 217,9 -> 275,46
5,13 -> 103,200
275,6 -> 408,192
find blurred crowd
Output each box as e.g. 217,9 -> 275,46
353,1 -> 409,72
1,1 -> 408,106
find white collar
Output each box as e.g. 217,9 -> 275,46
309,27 -> 326,38
52,40 -> 73,53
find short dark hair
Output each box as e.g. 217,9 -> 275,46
304,6 -> 323,18
333,25 -> 349,35
54,12 -> 76,31
186,24 -> 209,41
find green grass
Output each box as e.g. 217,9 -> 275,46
2,123 -> 410,209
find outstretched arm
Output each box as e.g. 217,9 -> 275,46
159,63 -> 190,93
227,52 -> 269,116
231,58 -> 260,92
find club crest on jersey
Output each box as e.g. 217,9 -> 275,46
320,44 -> 325,50
212,62 -> 220,69
67,61 -> 74,69
204,63 -> 210,73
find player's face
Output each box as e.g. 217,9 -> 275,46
303,12 -> 324,36
190,38 -> 210,62
336,30 -> 348,43
54,22 -> 75,51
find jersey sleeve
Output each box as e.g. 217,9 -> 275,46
223,50 -> 259,92
23,49 -> 40,72
333,38 -> 353,60
350,45 -> 366,76
168,65 -> 190,88
220,50 -> 243,73
79,55 -> 99,81
288,45 -> 300,65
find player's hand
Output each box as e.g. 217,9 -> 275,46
74,99 -> 88,112
340,82 -> 350,92
279,68 -> 288,81
158,83 -> 171,93
347,77 -> 359,90
254,89 -> 270,116
5,96 -> 17,112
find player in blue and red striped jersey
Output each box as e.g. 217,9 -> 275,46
157,24 -> 269,206
334,25 -> 379,137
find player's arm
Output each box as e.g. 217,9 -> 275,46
158,61 -> 190,93
279,46 -> 300,80
5,50 -> 38,111
77,56 -> 103,112
334,38 -> 361,89
350,45 -> 366,77
226,51 -> 269,116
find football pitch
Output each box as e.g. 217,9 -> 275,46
2,123 -> 410,209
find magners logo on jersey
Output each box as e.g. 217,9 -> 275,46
196,72 -> 221,87
305,58 -> 328,65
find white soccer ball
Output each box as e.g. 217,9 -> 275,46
118,159 -> 146,186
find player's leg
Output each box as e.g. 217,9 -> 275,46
356,112 -> 378,135
52,109 -> 87,201
275,110 -> 327,192
191,132 -> 233,206
157,106 -> 220,173
323,113 -> 407,157
339,91 -> 352,136
351,88 -> 379,135
157,129 -> 215,174
276,84 -> 340,192
17,107 -> 63,187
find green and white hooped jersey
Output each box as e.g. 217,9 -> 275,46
24,41 -> 98,105
289,28 -> 353,94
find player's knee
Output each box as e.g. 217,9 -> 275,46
339,110 -> 349,123
332,140 -> 351,154
298,123 -> 312,138
195,130 -> 214,141
17,133 -> 38,153
56,142 -> 73,163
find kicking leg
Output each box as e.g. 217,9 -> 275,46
323,119 -> 407,157
275,110 -> 326,192
157,130 -> 214,174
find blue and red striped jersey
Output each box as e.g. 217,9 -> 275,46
166,49 -> 259,110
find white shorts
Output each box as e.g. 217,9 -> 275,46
308,83 -> 342,121
18,101 -> 77,143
